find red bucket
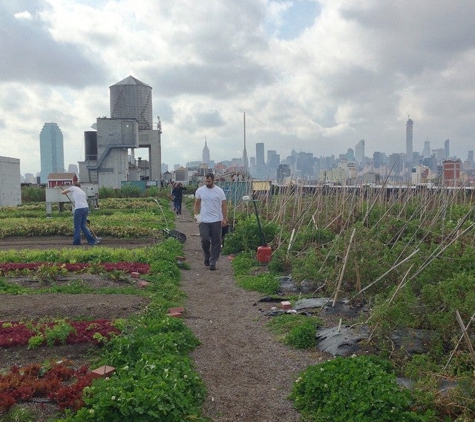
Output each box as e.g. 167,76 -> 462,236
257,246 -> 272,264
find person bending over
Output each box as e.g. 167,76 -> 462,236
61,183 -> 99,246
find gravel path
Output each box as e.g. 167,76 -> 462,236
176,208 -> 321,422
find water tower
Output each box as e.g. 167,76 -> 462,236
80,76 -> 162,188
110,76 -> 153,130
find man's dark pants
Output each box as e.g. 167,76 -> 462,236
199,221 -> 222,265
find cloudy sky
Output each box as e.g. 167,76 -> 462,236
1,0 -> 475,176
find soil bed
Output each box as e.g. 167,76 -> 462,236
0,217 -> 340,421
0,236 -> 154,421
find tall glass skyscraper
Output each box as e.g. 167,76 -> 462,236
40,122 -> 64,183
355,139 -> 365,164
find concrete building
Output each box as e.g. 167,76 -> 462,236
68,164 -> 78,175
411,165 -> 431,185
388,153 -> 404,175
40,123 -> 64,183
468,151 -> 474,168
24,173 -> 36,184
372,151 -> 386,169
267,150 -> 280,179
432,148 -> 446,163
0,156 -> 21,206
443,159 -> 461,186
79,76 -> 161,188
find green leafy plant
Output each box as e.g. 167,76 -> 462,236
267,314 -> 321,349
34,263 -> 67,283
222,215 -> 279,254
236,274 -> 280,295
65,355 -> 206,422
0,404 -> 36,421
290,355 -> 432,421
44,320 -> 76,346
26,320 -> 76,349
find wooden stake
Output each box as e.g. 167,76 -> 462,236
455,310 -> 475,364
444,310 -> 475,370
351,248 -> 419,300
332,228 -> 356,307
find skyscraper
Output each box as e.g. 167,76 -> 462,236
406,118 -> 413,163
256,143 -> 265,166
202,139 -> 210,164
444,139 -> 450,159
40,122 -> 64,183
355,139 -> 365,164
423,140 -> 431,159
242,112 -> 248,173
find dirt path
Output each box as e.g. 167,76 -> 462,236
176,208 -> 320,422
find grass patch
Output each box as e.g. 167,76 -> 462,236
267,313 -> 321,349
235,273 -> 280,295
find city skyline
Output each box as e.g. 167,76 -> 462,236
21,119 -> 473,182
1,1 -> 475,176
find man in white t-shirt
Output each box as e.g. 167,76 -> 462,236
61,183 -> 99,246
194,173 -> 227,270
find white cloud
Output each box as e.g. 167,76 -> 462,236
14,11 -> 33,20
0,0 -> 474,175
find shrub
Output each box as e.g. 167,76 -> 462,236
235,274 -> 280,295
21,186 -> 45,202
284,318 -> 318,349
421,272 -> 475,350
222,215 -> 279,254
63,355 -> 206,422
290,355 -> 431,421
267,314 -> 321,349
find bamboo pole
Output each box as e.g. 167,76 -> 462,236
362,161 -> 395,226
351,248 -> 419,300
366,264 -> 414,342
455,310 -> 475,364
287,228 -> 296,256
444,310 -> 475,370
408,220 -> 475,283
332,228 -> 356,307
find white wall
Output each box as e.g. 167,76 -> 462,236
0,156 -> 21,206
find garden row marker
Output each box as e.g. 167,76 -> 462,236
167,307 -> 184,318
281,301 -> 291,310
91,365 -> 115,379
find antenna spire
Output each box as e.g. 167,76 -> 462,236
242,112 -> 248,175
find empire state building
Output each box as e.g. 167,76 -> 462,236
202,140 -> 210,165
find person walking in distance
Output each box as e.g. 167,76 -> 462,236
194,173 -> 227,271
61,183 -> 100,246
171,182 -> 187,215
